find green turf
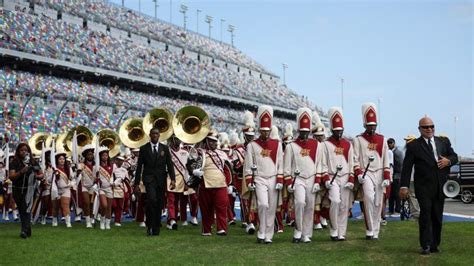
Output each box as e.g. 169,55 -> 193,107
1,220 -> 472,265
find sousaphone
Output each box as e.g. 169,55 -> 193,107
143,108 -> 174,141
65,126 -> 93,151
28,132 -> 50,156
172,106 -> 211,144
119,117 -> 149,149
93,129 -> 122,157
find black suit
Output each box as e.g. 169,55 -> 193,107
401,136 -> 457,249
134,142 -> 176,234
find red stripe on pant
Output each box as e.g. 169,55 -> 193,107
113,198 -> 124,223
198,186 -> 229,234
167,192 -> 188,222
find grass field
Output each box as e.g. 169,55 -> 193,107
1,220 -> 473,265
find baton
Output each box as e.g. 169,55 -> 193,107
290,169 -> 300,189
361,155 -> 375,180
330,165 -> 343,185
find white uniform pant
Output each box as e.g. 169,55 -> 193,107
293,176 -> 315,239
255,176 -> 277,241
362,170 -> 384,238
328,174 -> 351,238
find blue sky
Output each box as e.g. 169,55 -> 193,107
111,0 -> 473,157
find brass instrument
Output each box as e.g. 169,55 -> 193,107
65,126 -> 93,151
55,132 -> 71,156
143,108 -> 174,141
172,106 -> 211,144
93,129 -> 122,157
119,117 -> 149,149
28,132 -> 49,156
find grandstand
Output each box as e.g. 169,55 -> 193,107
0,0 -> 327,144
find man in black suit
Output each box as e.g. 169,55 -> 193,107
400,117 -> 458,255
134,128 -> 176,236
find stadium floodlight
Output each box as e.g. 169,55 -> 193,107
282,63 -> 288,86
180,4 -> 188,30
220,18 -> 225,43
205,15 -> 213,39
196,9 -> 201,33
153,0 -> 159,19
227,24 -> 235,47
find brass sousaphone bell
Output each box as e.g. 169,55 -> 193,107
172,105 -> 211,144
93,129 -> 122,157
119,117 -> 150,149
65,126 -> 94,152
55,132 -> 71,157
143,108 -> 174,141
28,132 -> 50,156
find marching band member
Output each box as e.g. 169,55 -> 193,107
244,105 -> 284,244
194,130 -> 231,236
166,134 -> 190,230
78,144 -> 95,228
311,112 -> 328,230
112,154 -> 128,226
97,146 -> 114,230
235,111 -> 257,234
39,148 -> 53,225
279,123 -> 294,233
219,132 -> 237,225
321,107 -> 354,241
353,103 -> 391,240
52,149 -> 75,228
124,148 -> 146,227
284,108 -> 325,243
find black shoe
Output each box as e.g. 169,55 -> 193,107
430,247 -> 440,253
331,236 -> 339,241
292,238 -> 301,244
172,223 -> 178,230
20,232 -> 28,239
257,238 -> 264,244
217,231 -> 227,236
420,246 -> 431,255
365,235 -> 373,240
26,230 -> 31,237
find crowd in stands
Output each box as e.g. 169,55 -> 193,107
1,6 -> 319,112
0,67 -> 293,144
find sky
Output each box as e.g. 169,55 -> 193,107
110,0 -> 473,157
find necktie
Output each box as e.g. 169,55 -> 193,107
427,139 -> 435,160
153,145 -> 157,155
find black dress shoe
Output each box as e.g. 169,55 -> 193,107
26,229 -> 32,237
20,232 -> 28,239
420,246 -> 431,255
292,238 -> 301,244
257,238 -> 264,244
331,236 -> 339,241
365,235 -> 373,240
430,247 -> 440,253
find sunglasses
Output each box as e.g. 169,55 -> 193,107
420,125 -> 435,129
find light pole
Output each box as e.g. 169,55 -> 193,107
196,9 -> 201,33
180,4 -> 188,30
122,0 -> 124,7
282,63 -> 288,86
205,15 -> 213,39
220,18 -> 225,43
340,78 -> 344,111
454,116 -> 458,151
227,24 -> 235,47
139,0 -> 141,13
153,0 -> 158,19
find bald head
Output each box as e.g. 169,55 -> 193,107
418,117 -> 435,139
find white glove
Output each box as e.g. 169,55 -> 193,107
312,183 -> 321,193
358,175 -> 366,184
131,193 -> 136,202
275,183 -> 283,191
92,184 -> 99,193
192,169 -> 204,177
382,179 -> 391,187
69,180 -> 77,189
227,185 -> 234,195
344,182 -> 354,190
248,183 -> 256,192
287,185 -> 295,193
325,180 -> 333,189
114,179 -> 122,187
